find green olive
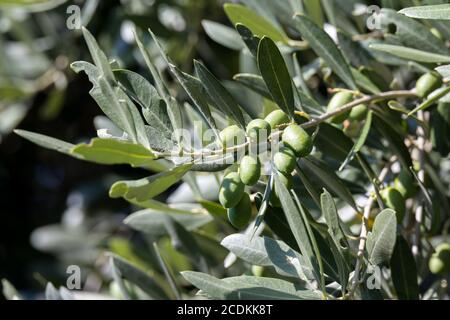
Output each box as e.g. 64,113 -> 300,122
219,125 -> 246,149
343,121 -> 361,138
429,243 -> 450,275
264,110 -> 290,129
270,171 -> 293,207
227,192 -> 252,229
246,119 -> 271,143
251,265 -> 264,277
219,172 -> 245,208
239,155 -> 261,186
394,169 -> 417,199
349,104 -> 368,121
327,91 -> 353,124
381,187 -> 406,223
415,72 -> 442,98
273,146 -> 297,174
430,28 -> 443,40
281,124 -> 313,157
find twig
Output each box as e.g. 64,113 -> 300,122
349,164 -> 391,296
412,110 -> 426,259
155,90 -> 418,159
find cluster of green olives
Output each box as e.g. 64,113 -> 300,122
326,91 -> 369,138
429,243 -> 450,276
379,169 -> 417,223
218,110 -> 312,229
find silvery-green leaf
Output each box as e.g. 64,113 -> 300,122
294,14 -> 357,90
124,208 -> 212,237
109,164 -> 193,202
366,209 -> 397,266
110,254 -> 169,299
399,4 -> 450,20
113,69 -> 172,138
390,236 -> 420,300
257,37 -> 296,118
224,3 -> 288,43
202,20 -> 245,50
194,60 -> 246,128
369,44 -> 450,63
181,272 -> 321,300
71,138 -> 156,167
14,129 -> 74,156
436,65 -> 450,81
378,9 -> 448,55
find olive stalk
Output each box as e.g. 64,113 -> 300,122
349,163 -> 392,296
412,110 -> 426,259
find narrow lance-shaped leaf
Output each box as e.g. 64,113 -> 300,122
109,164 -> 193,202
294,14 -> 357,90
181,272 -> 320,300
273,173 -> 321,285
194,60 -> 246,128
113,69 -> 173,138
71,138 -> 156,167
299,156 -> 357,210
224,3 -> 288,43
14,129 -> 75,156
133,30 -> 184,144
399,4 -> 450,21
378,9 -> 448,55
369,44 -> 450,64
110,254 -> 169,299
340,110 -> 373,171
235,23 -> 260,56
257,37 -> 296,119
147,29 -> 218,134
320,189 -> 349,250
201,20 -> 245,50
436,65 -> 450,81
366,209 -> 397,266
390,235 -> 420,300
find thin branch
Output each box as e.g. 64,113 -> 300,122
349,164 -> 391,296
156,90 -> 418,159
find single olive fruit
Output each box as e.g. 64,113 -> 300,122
219,125 -> 246,149
251,265 -> 264,277
415,72 -> 442,98
227,192 -> 252,229
219,172 -> 245,208
246,119 -> 271,142
380,187 -> 406,223
273,146 -> 297,174
270,171 -> 293,207
265,110 -> 290,129
343,120 -> 362,138
429,243 -> 450,275
349,104 -> 368,121
327,91 -> 353,123
430,28 -> 443,40
394,169 -> 417,199
281,124 -> 313,157
239,155 -> 261,186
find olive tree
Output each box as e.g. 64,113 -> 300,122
12,1 -> 450,300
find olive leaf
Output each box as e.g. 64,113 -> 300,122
399,4 -> 450,20
390,235 -> 420,300
257,37 -> 296,118
201,20 -> 245,50
224,3 -> 288,43
194,60 -> 246,128
366,209 -> 397,266
294,14 -> 357,90
109,164 -> 193,202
